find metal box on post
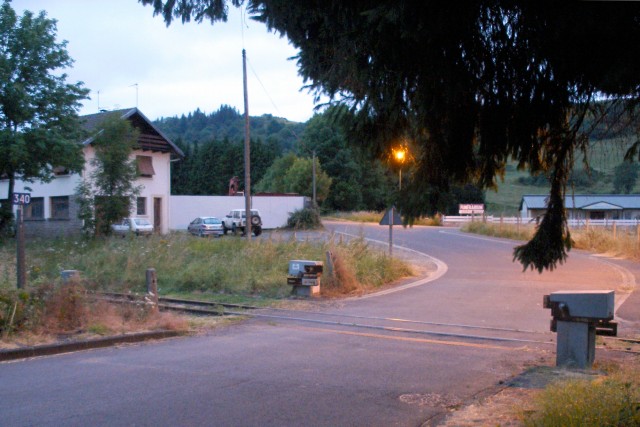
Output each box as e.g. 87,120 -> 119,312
288,260 -> 323,297
543,290 -> 617,368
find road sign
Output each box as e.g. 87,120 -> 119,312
380,207 -> 403,226
12,192 -> 31,205
459,203 -> 484,215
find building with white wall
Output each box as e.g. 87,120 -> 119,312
520,194 -> 640,221
0,108 -> 184,237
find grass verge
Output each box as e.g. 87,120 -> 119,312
522,363 -> 640,426
324,210 -> 441,226
462,221 -> 640,262
1,231 -> 412,344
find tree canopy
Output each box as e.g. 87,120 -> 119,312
0,0 -> 88,233
140,0 -> 640,271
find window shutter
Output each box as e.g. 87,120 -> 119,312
136,156 -> 155,177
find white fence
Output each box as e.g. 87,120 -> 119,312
442,215 -> 640,229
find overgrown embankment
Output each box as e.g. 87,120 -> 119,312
463,221 -> 640,262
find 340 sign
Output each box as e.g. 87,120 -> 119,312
12,192 -> 31,205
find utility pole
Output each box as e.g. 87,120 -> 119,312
242,49 -> 252,240
312,150 -> 317,208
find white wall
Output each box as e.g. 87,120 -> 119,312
82,145 -> 173,234
1,146 -> 174,234
169,195 -> 307,230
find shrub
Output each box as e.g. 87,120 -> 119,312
1,287 -> 44,337
287,208 -> 322,229
523,369 -> 640,426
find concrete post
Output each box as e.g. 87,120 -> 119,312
556,320 -> 596,368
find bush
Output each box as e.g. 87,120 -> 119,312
524,368 -> 640,426
1,287 -> 44,337
287,208 -> 322,230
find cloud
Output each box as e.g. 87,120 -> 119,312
13,0 -> 320,122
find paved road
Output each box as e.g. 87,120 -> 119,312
1,222 -> 637,426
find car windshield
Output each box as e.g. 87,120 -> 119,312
203,218 -> 221,224
134,219 -> 151,226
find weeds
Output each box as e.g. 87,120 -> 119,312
325,210 -> 440,226
462,221 -> 640,262
0,232 -> 411,301
523,365 -> 640,426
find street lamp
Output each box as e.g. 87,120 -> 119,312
393,147 -> 407,190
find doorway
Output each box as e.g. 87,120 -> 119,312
154,197 -> 162,233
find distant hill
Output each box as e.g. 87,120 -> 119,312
153,105 -> 306,152
486,136 -> 637,215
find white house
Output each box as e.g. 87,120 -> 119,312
0,108 -> 184,237
520,194 -> 640,221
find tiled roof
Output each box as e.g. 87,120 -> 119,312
521,194 -> 640,210
80,108 -> 184,158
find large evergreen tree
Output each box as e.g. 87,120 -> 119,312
0,1 -> 89,234
141,1 -> 640,271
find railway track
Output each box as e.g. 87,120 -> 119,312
96,292 -> 640,354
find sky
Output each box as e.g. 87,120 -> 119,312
12,0 -> 323,122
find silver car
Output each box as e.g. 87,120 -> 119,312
111,218 -> 154,236
188,216 -> 224,237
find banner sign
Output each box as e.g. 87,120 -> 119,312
459,203 -> 484,215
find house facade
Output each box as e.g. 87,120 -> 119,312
0,108 -> 184,237
520,194 -> 640,221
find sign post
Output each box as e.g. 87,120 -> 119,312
380,206 -> 403,256
12,192 -> 30,289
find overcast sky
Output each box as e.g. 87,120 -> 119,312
13,0 -> 322,122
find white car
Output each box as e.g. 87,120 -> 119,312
222,209 -> 262,236
111,218 -> 154,236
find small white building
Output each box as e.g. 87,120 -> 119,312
1,108 -> 184,237
520,194 -> 640,221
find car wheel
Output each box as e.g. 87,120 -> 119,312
232,224 -> 237,235
198,230 -> 204,237
251,216 -> 260,226
253,226 -> 262,236
223,224 -> 228,235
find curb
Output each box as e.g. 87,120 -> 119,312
0,330 -> 186,362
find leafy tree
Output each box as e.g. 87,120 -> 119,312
254,152 -> 297,193
256,153 -> 331,202
75,115 -> 141,236
613,161 -> 640,194
142,1 -> 640,271
285,157 -> 332,203
299,107 -> 392,211
0,1 -> 89,234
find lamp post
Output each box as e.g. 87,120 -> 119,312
387,146 -> 408,256
393,147 -> 406,190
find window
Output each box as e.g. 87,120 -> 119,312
50,196 -> 69,219
136,156 -> 155,177
53,166 -> 69,176
136,197 -> 147,215
25,197 -> 44,219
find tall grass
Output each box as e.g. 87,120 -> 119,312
463,221 -> 640,262
325,211 -> 441,226
0,232 -> 411,299
523,365 -> 640,426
